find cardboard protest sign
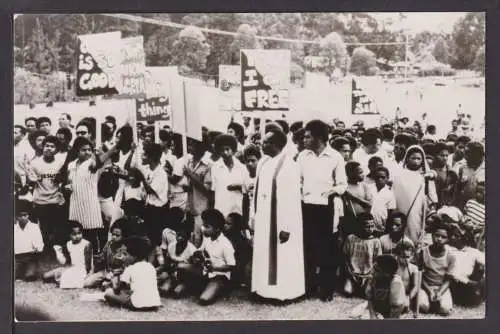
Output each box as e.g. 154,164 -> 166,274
76,31 -> 122,96
351,78 -> 380,115
219,65 -> 241,112
136,96 -> 171,122
240,50 -> 291,111
133,66 -> 177,126
120,36 -> 146,97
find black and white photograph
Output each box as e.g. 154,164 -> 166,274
13,12 -> 485,321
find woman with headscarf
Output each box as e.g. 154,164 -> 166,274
392,145 -> 438,245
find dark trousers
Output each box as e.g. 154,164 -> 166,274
83,228 -> 107,255
302,202 -> 339,297
144,205 -> 167,246
15,253 -> 39,281
32,203 -> 66,248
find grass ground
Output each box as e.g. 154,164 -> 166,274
15,259 -> 485,321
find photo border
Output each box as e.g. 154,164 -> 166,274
2,0 -> 499,333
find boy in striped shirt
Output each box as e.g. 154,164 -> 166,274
463,180 -> 485,251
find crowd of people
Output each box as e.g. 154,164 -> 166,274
14,109 -> 485,318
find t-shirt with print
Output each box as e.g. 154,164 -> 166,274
120,260 -> 161,308
28,156 -> 65,205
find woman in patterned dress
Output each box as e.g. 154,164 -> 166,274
66,137 -> 121,254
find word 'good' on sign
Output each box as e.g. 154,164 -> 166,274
136,97 -> 172,122
240,50 -> 291,112
76,31 -> 123,97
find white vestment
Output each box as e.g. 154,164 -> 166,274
251,152 -> 305,301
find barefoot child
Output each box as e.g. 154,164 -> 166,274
366,255 -> 406,319
43,220 -> 92,288
394,240 -> 419,312
417,222 -> 456,316
342,213 -> 382,297
104,236 -> 161,310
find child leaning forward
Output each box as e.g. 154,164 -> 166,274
104,235 -> 161,311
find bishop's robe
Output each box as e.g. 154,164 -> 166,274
251,152 -> 305,301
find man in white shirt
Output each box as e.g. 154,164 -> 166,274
352,128 -> 388,175
15,200 -> 44,281
297,120 -> 347,301
211,134 -> 248,218
138,143 -> 169,247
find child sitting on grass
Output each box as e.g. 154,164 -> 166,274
394,240 -> 419,313
43,220 -> 92,289
417,222 -> 456,316
158,224 -> 197,297
448,224 -> 485,307
342,212 -> 382,297
197,209 -> 236,306
104,235 -> 161,311
224,212 -> 252,288
84,219 -> 131,289
366,254 -> 406,319
15,200 -> 44,282
379,212 -> 413,254
370,167 -> 396,235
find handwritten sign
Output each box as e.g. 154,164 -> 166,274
120,36 -> 146,97
136,97 -> 171,122
241,50 -> 290,111
76,31 -> 122,96
351,78 -> 379,115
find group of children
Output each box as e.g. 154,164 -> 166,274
14,113 -> 485,317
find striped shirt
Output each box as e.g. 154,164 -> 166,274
68,159 -> 103,230
464,199 -> 485,230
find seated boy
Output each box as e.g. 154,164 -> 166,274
367,255 -> 406,319
104,235 -> 161,311
158,224 -> 197,297
15,200 -> 44,281
448,224 -> 485,307
197,209 -> 236,306
417,222 -> 456,316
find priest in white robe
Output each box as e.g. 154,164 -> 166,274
251,129 -> 305,301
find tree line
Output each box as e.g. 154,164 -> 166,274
13,13 -> 484,104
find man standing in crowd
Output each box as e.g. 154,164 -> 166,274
27,136 -> 66,252
37,117 -> 53,136
211,134 -> 248,218
252,128 -> 305,302
24,117 -> 38,135
297,120 -> 347,301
